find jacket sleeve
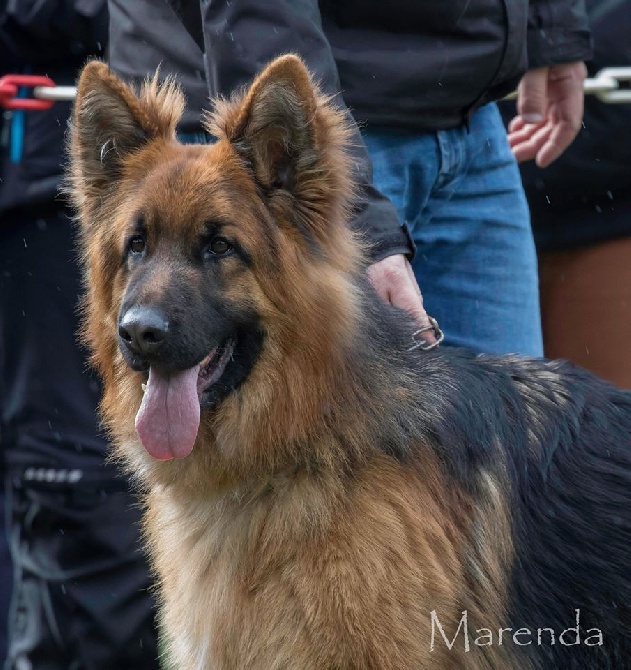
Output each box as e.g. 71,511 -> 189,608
168,0 -> 412,262
527,0 -> 592,68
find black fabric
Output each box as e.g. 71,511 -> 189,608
107,0 -> 208,132
0,88 -> 73,213
0,8 -> 161,666
0,0 -> 108,211
110,0 -> 592,262
164,0 -> 592,131
0,209 -> 117,474
0,0 -> 107,65
500,0 -> 631,251
4,478 -> 160,670
0,208 -> 163,667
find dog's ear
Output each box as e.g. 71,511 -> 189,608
70,61 -> 184,197
208,55 -> 318,191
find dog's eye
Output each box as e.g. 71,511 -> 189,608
205,237 -> 233,257
129,235 -> 146,255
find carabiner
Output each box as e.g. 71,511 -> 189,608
0,74 -> 56,110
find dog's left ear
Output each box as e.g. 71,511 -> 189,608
69,61 -> 184,207
210,55 -> 318,191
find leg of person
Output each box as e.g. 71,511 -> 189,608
56,484 -> 160,670
4,478 -> 70,670
538,236 -> 631,388
365,104 -> 543,357
4,479 -> 160,670
0,209 -> 160,669
0,355 -> 12,665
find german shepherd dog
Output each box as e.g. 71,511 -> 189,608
68,56 -> 630,669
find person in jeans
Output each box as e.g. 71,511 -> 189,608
108,1 -> 591,356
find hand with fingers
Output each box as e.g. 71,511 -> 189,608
367,254 -> 443,349
507,61 -> 587,168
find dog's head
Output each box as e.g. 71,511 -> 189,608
69,56 -> 361,467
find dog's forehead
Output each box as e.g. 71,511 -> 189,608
135,142 -> 256,232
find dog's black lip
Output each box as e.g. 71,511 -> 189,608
134,337 -> 236,395
120,346 -> 150,372
197,337 -> 235,396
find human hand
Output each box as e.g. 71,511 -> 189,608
367,254 -> 440,347
507,62 -> 587,168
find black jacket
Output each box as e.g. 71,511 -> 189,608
109,0 -> 591,260
504,0 -> 631,251
0,0 -> 108,212
0,1 -> 114,475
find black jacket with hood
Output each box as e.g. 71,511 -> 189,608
108,0 -> 592,260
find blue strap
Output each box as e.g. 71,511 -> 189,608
9,95 -> 25,164
9,66 -> 31,164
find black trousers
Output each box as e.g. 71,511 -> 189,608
0,208 -> 160,669
4,477 -> 160,670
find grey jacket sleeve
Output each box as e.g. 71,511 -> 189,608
168,0 -> 412,262
527,0 -> 593,68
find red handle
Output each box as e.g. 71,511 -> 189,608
0,74 -> 56,110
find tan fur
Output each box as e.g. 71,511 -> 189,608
69,56 -> 520,669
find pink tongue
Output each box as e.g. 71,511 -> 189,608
135,366 -> 201,460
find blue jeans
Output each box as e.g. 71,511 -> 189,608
363,103 -> 543,357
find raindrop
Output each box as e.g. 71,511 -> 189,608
606,191 -> 613,200
595,205 -> 602,214
23,238 -> 27,248
545,195 -> 551,204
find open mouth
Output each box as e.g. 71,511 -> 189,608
197,338 -> 235,397
134,328 -> 262,462
140,338 -> 236,400
135,337 -> 236,462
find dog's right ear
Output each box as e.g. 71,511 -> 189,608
70,61 -> 184,199
206,55 -> 319,192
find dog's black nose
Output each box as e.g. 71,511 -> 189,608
118,306 -> 169,357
